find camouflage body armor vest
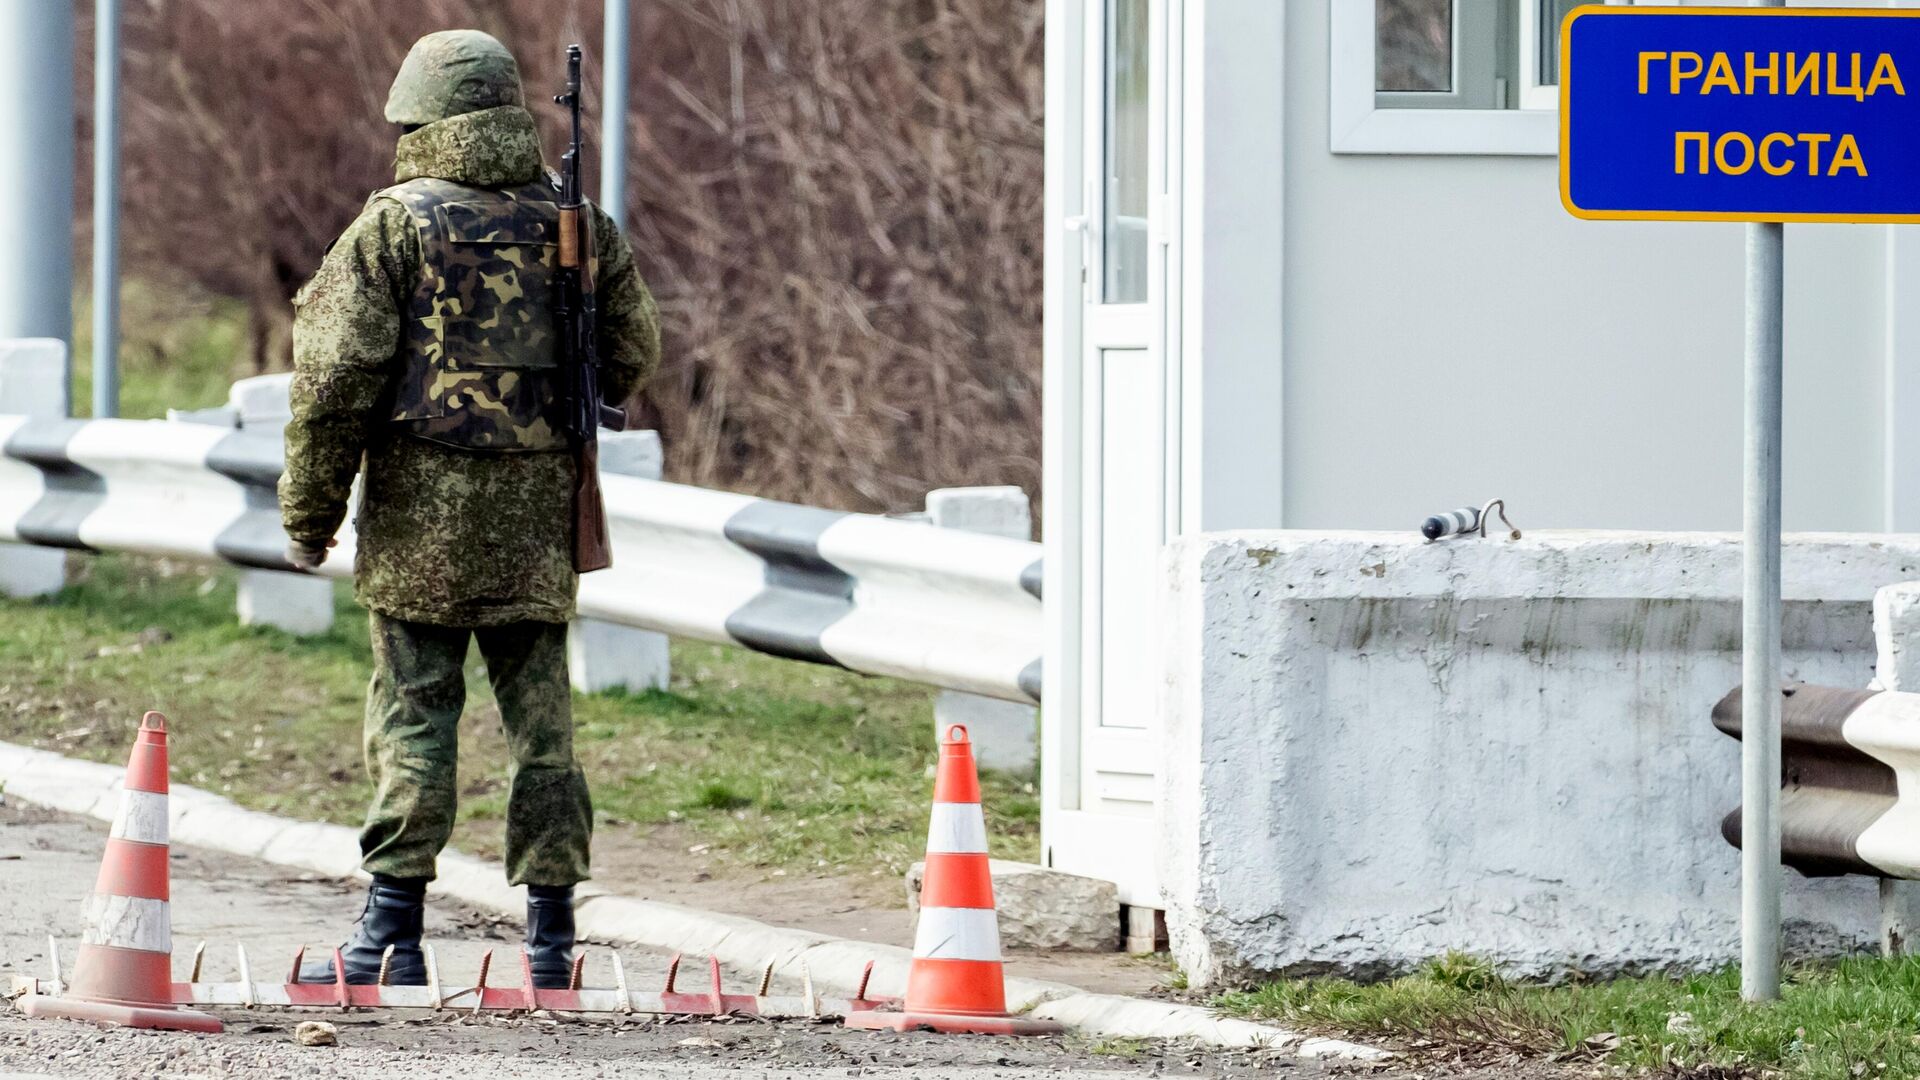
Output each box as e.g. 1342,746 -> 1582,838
377,176 -> 568,452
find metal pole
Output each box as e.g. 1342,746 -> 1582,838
1738,0 -> 1785,1006
601,0 -> 630,233
92,0 -> 122,419
0,0 -> 76,393
1740,218 -> 1784,1002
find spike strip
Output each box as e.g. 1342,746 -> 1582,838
424,944 -> 441,1009
188,943 -> 205,984
236,945 -> 254,1008
569,952 -> 586,992
659,951 -> 712,1015
143,943 -> 899,1018
332,948 -> 348,1011
287,946 -> 304,986
611,952 -> 631,1015
470,950 -> 492,1018
167,980 -> 889,1017
377,945 -> 394,988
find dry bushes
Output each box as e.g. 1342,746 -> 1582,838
85,0 -> 1043,512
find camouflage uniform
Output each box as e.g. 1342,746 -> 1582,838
360,617 -> 589,885
280,31 -> 660,888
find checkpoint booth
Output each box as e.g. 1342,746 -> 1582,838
1039,0 -> 1920,920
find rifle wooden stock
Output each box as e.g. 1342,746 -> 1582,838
572,440 -> 612,574
558,206 -> 581,268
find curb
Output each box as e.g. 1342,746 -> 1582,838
0,738 -> 1386,1058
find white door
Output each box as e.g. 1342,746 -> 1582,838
1043,0 -> 1177,908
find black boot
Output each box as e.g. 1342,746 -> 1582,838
297,875 -> 429,985
525,884 -> 576,989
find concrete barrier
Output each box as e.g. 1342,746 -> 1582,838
1159,530 -> 1920,986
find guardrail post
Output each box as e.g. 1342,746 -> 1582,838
1873,581 -> 1920,955
227,374 -> 335,636
926,486 -> 1037,773
0,339 -> 70,598
569,430 -> 670,694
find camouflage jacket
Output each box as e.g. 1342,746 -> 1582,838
280,105 -> 661,626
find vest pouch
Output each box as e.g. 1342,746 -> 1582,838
431,199 -> 561,373
390,189 -> 569,452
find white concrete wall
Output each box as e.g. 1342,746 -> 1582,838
1279,2 -> 1887,532
1158,530 -> 1920,986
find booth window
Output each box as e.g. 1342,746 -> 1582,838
1375,0 -> 1585,111
1376,0 -> 1504,109
1103,0 -> 1150,304
1335,0 -> 1617,154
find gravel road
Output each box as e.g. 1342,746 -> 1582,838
0,799 -> 1580,1079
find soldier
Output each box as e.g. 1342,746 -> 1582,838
278,29 -> 660,988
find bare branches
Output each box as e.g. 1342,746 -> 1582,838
85,0 -> 1042,512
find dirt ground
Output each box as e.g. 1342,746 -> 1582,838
0,799 -> 1593,1079
578,822 -> 1175,997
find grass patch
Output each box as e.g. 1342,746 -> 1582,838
72,283 -> 250,420
0,555 -> 1040,879
1216,951 -> 1920,1080
1074,1036 -> 1150,1060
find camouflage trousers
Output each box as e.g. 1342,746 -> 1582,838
357,613 -> 592,887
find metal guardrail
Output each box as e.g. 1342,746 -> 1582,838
1714,683 -> 1918,879
0,415 -> 1043,704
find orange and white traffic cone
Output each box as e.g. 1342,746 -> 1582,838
19,712 -> 221,1033
846,724 -> 1062,1036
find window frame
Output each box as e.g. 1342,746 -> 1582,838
1100,0 -> 1152,305
1518,0 -> 1633,111
1516,0 -> 1560,112
1332,0 -> 1635,157
1376,1 -> 1504,111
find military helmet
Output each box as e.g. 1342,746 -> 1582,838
385,29 -> 524,126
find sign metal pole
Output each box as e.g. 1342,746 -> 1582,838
1737,0 -> 1785,1006
1555,0 -> 1920,1006
1740,216 -> 1783,1003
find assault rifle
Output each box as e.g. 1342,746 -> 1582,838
554,43 -> 625,574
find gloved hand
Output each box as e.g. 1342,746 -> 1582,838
285,538 -> 336,570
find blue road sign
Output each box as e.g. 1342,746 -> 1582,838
1562,7 -> 1920,223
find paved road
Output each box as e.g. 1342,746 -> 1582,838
0,799 -> 1410,1079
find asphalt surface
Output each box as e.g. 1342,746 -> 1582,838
0,799 -> 1341,1078
0,798 -> 1591,1078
